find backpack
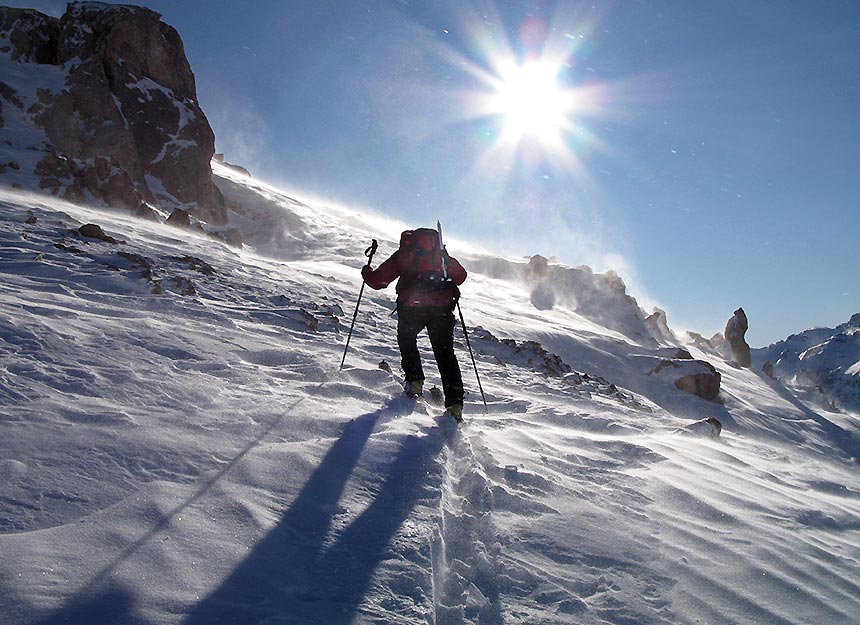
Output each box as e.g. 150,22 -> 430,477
397,228 -> 459,305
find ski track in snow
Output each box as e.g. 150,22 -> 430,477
1,169 -> 859,625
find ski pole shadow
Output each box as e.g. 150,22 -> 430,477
27,396 -> 312,625
183,396 -> 452,625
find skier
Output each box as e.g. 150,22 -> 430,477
361,227 -> 468,420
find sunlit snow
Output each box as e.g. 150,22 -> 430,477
1,164 -> 858,625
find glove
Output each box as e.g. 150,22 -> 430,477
361,265 -> 372,281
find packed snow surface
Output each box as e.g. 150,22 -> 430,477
1,165 -> 859,625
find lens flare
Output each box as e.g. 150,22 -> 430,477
491,59 -> 575,145
408,3 -> 615,199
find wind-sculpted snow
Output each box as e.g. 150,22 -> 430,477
1,172 -> 859,624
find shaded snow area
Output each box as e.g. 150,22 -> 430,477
1,166 -> 859,625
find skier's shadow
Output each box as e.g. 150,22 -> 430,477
184,398 -> 456,625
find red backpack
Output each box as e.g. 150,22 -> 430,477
396,228 -> 459,305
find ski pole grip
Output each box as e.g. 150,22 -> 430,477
364,239 -> 378,266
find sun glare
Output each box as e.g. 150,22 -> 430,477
422,6 -> 611,180
491,60 -> 573,145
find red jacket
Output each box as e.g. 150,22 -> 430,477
362,232 -> 467,309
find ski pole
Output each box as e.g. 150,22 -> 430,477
340,239 -> 378,370
457,301 -> 487,412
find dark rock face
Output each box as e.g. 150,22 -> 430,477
674,364 -> 721,401
78,223 -> 118,244
35,152 -> 143,210
166,209 -> 193,228
0,7 -> 59,64
1,2 -> 226,224
725,307 -> 752,368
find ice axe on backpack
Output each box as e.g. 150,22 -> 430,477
340,239 -> 378,370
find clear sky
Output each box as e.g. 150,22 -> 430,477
13,0 -> 860,346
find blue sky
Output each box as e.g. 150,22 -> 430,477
15,0 -> 860,346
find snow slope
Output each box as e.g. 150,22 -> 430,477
1,166 -> 859,625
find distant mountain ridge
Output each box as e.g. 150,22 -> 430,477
753,313 -> 860,413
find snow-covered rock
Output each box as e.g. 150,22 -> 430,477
468,254 -> 657,345
648,357 -> 722,401
677,416 -> 723,438
645,307 -> 678,346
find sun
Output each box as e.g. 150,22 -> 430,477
490,59 -> 574,146
421,8 -> 611,175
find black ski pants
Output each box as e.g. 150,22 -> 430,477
397,306 -> 464,408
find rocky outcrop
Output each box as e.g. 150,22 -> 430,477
35,153 -> 143,210
470,326 -> 641,405
678,417 -> 722,439
725,307 -> 752,367
650,358 -> 722,401
645,308 -> 678,346
213,153 -> 251,177
460,255 -> 656,345
78,223 -> 119,244
165,209 -> 193,229
0,7 -> 59,63
0,3 -> 226,224
674,363 -> 721,401
523,255 -> 554,310
524,254 -> 549,282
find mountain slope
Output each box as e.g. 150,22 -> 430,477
753,315 -> 860,414
1,168 -> 859,625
